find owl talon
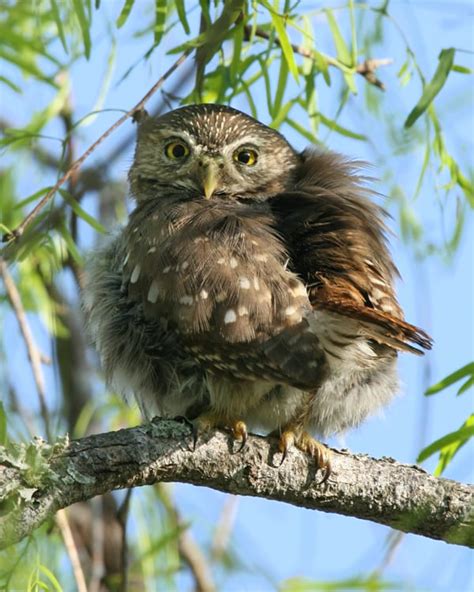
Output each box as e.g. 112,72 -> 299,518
278,429 -> 331,482
232,420 -> 248,453
193,414 -> 248,452
278,430 -> 295,466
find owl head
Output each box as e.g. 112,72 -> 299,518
129,104 -> 300,202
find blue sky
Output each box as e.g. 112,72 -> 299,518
1,1 -> 473,590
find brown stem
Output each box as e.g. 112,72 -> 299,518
0,257 -> 51,439
244,25 -> 393,90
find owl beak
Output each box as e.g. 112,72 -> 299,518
198,161 -> 219,199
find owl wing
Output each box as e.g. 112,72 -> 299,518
269,151 -> 432,355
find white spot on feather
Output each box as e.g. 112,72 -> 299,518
238,306 -> 249,316
179,295 -> 194,306
238,277 -> 251,289
224,309 -> 237,324
200,289 -> 209,300
229,257 -> 238,269
147,247 -> 157,254
285,306 -> 297,316
147,281 -> 160,303
130,264 -> 141,283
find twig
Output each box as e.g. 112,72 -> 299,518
371,530 -> 405,578
211,495 -> 239,562
88,497 -> 105,592
158,484 -> 216,592
244,25 -> 393,90
179,529 -> 216,592
56,509 -> 88,592
117,489 -> 133,592
0,257 -> 51,439
2,48 -> 193,245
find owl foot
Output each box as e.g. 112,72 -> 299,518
278,430 -> 331,483
193,413 -> 248,453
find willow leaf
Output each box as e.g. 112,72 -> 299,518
405,48 -> 455,128
116,0 -> 135,28
425,362 -> 474,396
72,0 -> 91,58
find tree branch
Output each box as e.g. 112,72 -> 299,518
0,419 -> 472,551
244,25 -> 393,90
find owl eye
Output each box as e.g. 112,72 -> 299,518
165,141 -> 190,159
233,148 -> 258,166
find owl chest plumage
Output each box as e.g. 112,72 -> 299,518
121,199 -> 335,393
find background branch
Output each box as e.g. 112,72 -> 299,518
0,420 -> 472,551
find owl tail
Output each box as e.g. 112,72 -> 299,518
311,297 -> 433,355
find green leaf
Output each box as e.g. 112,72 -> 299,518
132,522 -> 189,564
319,113 -> 367,141
348,0 -> 357,65
260,0 -> 299,82
72,0 -> 92,58
404,48 -> 455,128
0,402 -> 7,446
154,0 -> 167,46
281,575 -> 398,591
452,64 -> 473,74
58,189 -> 106,234
458,376 -> 474,396
14,187 -> 53,210
38,565 -> 63,592
325,9 -> 357,93
50,0 -> 68,53
438,415 -> 474,475
325,9 -> 352,66
270,99 -> 294,128
230,20 -> 244,84
273,53 -> 289,117
58,221 -> 83,265
0,48 -> 57,87
286,117 -> 320,145
0,75 -> 21,93
425,362 -> 474,396
314,50 -> 331,86
417,422 -> 474,463
116,0 -> 135,28
175,0 -> 190,34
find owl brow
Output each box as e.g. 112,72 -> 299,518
225,136 -> 261,151
158,129 -> 195,145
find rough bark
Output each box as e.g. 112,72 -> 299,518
1,419 -> 473,550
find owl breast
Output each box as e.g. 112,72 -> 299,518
122,198 -> 326,389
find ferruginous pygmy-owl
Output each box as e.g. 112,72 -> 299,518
83,104 -> 432,479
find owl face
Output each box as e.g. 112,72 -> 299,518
129,104 -> 300,202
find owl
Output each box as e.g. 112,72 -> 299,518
84,104 -> 432,480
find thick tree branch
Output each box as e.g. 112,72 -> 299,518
0,419 -> 473,550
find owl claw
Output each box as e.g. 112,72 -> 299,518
278,429 -> 331,483
232,420 -> 248,453
192,414 -> 248,453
